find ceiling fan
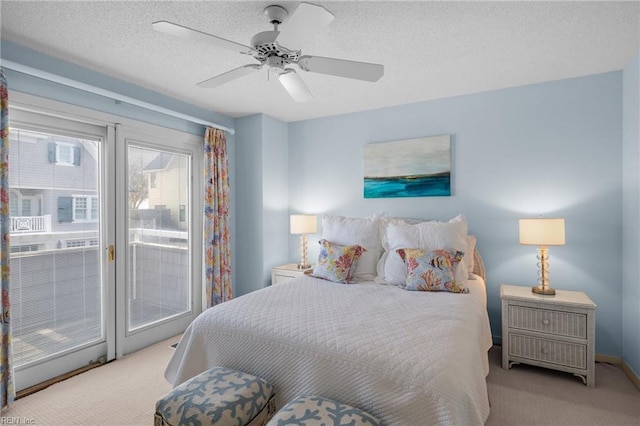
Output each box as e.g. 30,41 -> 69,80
152,2 -> 384,102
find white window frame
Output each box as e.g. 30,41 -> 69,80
56,142 -> 77,166
72,195 -> 99,222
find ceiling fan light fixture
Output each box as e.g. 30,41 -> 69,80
278,69 -> 313,102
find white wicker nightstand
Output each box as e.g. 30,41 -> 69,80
501,284 -> 597,387
271,263 -> 313,285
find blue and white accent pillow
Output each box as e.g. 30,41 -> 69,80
267,395 -> 381,426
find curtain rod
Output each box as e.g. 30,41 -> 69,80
1,60 -> 235,135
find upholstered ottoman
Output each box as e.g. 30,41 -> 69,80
267,395 -> 381,426
155,367 -> 276,426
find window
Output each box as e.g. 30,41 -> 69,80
10,244 -> 39,253
57,143 -> 74,164
150,172 -> 157,188
9,191 -> 19,217
179,205 -> 186,222
91,198 -> 98,220
21,199 -> 31,217
48,142 -> 81,166
74,197 -> 87,220
59,196 -> 99,222
65,239 -> 98,248
65,240 -> 86,248
74,196 -> 98,221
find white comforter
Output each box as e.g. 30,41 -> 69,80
165,275 -> 492,425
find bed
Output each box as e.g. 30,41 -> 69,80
165,215 -> 492,425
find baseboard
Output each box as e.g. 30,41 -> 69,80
621,361 -> 640,392
595,354 -> 621,365
594,354 -> 640,391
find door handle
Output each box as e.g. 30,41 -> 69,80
108,245 -> 115,263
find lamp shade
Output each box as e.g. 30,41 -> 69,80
519,218 -> 565,246
290,214 -> 317,234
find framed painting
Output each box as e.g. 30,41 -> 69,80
364,134 -> 451,198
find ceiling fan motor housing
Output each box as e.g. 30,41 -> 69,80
250,30 -> 300,64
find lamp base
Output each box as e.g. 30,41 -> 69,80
532,285 -> 556,295
297,263 -> 311,270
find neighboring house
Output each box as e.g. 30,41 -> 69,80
8,127 -> 99,252
142,152 -> 188,232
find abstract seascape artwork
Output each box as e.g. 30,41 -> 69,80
364,135 -> 451,198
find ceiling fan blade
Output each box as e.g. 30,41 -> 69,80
278,69 -> 313,102
275,3 -> 335,51
197,64 -> 262,88
152,21 -> 254,54
298,55 -> 384,82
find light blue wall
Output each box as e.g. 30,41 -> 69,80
261,115 -> 290,281
234,115 -> 265,296
288,72 -> 624,356
234,114 -> 289,295
622,53 -> 640,375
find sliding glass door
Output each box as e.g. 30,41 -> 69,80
9,109 -> 112,391
116,129 -> 202,357
9,97 -> 203,392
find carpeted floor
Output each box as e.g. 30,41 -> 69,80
485,347 -> 640,425
3,336 -> 176,425
3,341 -> 639,425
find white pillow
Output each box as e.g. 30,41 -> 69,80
321,215 -> 382,281
379,216 -> 424,252
379,214 -> 469,285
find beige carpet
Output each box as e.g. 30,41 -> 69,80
3,336 -> 176,425
3,341 -> 639,425
485,347 -> 640,426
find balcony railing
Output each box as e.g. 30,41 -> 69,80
10,215 -> 52,233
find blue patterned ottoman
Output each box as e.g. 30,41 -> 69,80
267,395 -> 381,426
155,367 -> 276,426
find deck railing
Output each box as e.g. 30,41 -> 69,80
10,215 -> 52,233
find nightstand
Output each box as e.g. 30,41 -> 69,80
501,284 -> 596,387
271,263 -> 313,285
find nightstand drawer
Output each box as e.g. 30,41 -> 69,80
508,305 -> 587,339
509,333 -> 587,369
272,272 -> 297,285
271,264 -> 313,285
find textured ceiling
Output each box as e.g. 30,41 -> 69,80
1,1 -> 638,123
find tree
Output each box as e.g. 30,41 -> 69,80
129,161 -> 148,209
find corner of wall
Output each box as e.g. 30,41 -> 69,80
622,51 -> 640,376
233,113 -> 290,293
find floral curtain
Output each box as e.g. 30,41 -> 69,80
0,69 -> 15,410
204,127 -> 232,308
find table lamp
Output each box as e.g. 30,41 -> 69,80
290,214 -> 317,269
519,218 -> 565,295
